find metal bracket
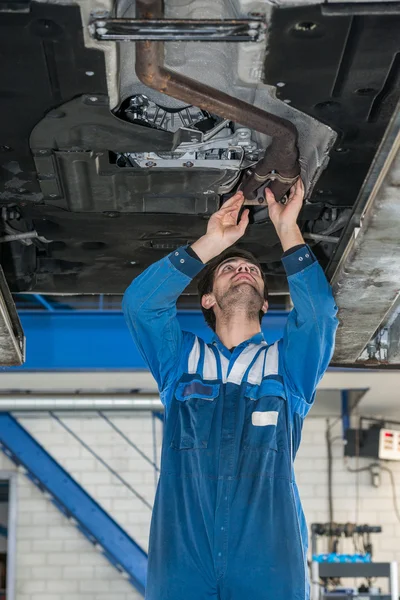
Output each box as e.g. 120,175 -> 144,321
0,266 -> 25,365
89,17 -> 266,43
242,171 -> 299,206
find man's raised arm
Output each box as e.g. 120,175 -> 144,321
265,180 -> 339,416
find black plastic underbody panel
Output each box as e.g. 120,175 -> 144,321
265,4 -> 400,211
0,2 -> 399,295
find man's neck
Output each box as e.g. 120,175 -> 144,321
215,312 -> 262,350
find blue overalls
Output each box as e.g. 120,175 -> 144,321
123,244 -> 338,600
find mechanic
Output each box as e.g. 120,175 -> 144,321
123,179 -> 339,600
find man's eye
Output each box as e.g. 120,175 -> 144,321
224,265 -> 233,270
250,267 -> 258,273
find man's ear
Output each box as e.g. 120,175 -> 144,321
261,299 -> 269,314
201,293 -> 216,310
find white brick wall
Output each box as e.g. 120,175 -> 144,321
295,417 -> 400,592
1,413 -> 399,598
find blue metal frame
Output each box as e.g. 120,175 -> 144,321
32,294 -> 55,312
15,294 -> 113,312
8,310 -> 288,370
0,414 -> 147,595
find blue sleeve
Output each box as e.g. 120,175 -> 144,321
279,245 -> 339,417
122,246 -> 205,394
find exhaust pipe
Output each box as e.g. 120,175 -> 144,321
135,0 -> 300,203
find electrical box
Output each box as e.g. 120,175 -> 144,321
345,427 -> 400,461
345,428 -> 380,459
378,428 -> 400,461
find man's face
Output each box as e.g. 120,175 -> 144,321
201,257 -> 269,318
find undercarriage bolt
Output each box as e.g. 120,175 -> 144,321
183,161 -> 194,168
130,95 -> 148,108
91,10 -> 109,18
145,161 -> 157,167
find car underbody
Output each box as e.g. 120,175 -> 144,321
0,0 -> 399,365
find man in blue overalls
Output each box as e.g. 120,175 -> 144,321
123,179 -> 338,600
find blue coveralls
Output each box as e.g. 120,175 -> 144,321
123,244 -> 338,600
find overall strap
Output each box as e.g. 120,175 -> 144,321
264,341 -> 279,377
208,343 -> 223,382
242,346 -> 267,384
187,337 -> 221,381
187,336 -> 200,375
196,338 -> 205,377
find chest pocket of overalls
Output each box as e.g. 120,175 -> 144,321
243,380 -> 285,451
171,379 -> 220,450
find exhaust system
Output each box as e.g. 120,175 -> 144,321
135,0 -> 300,203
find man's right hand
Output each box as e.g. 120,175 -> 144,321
191,191 -> 249,263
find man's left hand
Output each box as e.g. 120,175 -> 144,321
265,178 -> 304,232
265,178 -> 305,252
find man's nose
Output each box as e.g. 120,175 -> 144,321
236,263 -> 251,273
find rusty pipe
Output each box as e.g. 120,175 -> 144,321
135,0 -> 300,202
241,136 -> 301,202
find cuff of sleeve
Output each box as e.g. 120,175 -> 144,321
281,244 -> 316,276
186,245 -> 203,263
168,245 -> 205,279
282,243 -> 307,258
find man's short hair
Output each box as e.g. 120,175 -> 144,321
197,247 -> 269,332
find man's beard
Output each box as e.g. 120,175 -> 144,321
214,283 -> 263,321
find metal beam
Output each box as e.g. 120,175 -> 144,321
90,17 -> 266,42
0,390 -> 366,416
388,308 -> 400,363
331,101 -> 400,364
0,394 -> 163,412
0,265 -> 24,365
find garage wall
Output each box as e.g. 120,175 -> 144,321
295,418 -> 400,564
0,413 -> 399,599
